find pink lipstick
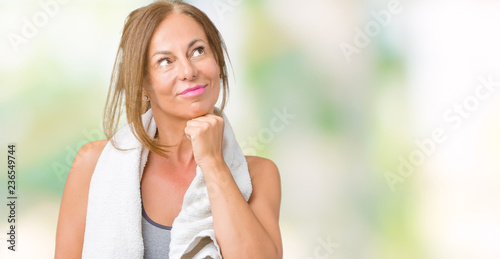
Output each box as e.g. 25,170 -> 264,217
179,85 -> 206,97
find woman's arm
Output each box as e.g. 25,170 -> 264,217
185,115 -> 283,259
202,156 -> 282,259
54,140 -> 107,259
246,156 -> 283,257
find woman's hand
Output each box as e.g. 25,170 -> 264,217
184,114 -> 225,168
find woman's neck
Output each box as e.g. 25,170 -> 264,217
151,110 -> 195,166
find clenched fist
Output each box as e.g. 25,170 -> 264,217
184,114 -> 225,169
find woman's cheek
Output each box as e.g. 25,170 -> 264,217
201,57 -> 220,80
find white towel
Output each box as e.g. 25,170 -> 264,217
82,109 -> 252,258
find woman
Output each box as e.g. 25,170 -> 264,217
55,1 -> 282,258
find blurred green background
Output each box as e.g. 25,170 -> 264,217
1,0 -> 500,258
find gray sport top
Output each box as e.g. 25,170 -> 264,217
142,203 -> 172,258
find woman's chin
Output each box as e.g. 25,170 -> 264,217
155,102 -> 216,120
187,106 -> 215,118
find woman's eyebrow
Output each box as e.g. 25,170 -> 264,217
151,38 -> 204,58
152,50 -> 171,57
187,38 -> 203,49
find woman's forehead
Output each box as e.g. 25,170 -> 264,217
149,13 -> 208,52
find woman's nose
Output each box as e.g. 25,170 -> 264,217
178,58 -> 197,81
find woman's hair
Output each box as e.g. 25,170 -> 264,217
103,0 -> 230,156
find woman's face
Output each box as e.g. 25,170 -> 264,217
145,12 -> 221,120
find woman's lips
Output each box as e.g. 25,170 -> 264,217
179,85 -> 206,97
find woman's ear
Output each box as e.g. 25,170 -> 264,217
141,87 -> 152,112
142,89 -> 149,101
142,83 -> 151,99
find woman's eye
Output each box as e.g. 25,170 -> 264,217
159,58 -> 172,67
192,47 -> 205,57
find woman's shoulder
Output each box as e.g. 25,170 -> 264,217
244,156 -> 280,185
79,139 -> 109,154
74,140 -> 109,167
62,139 -> 109,213
70,140 -> 109,177
245,155 -> 278,171
244,156 -> 281,221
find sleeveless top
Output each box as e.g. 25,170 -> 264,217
141,199 -> 172,258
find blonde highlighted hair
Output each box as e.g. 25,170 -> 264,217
103,0 -> 230,156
